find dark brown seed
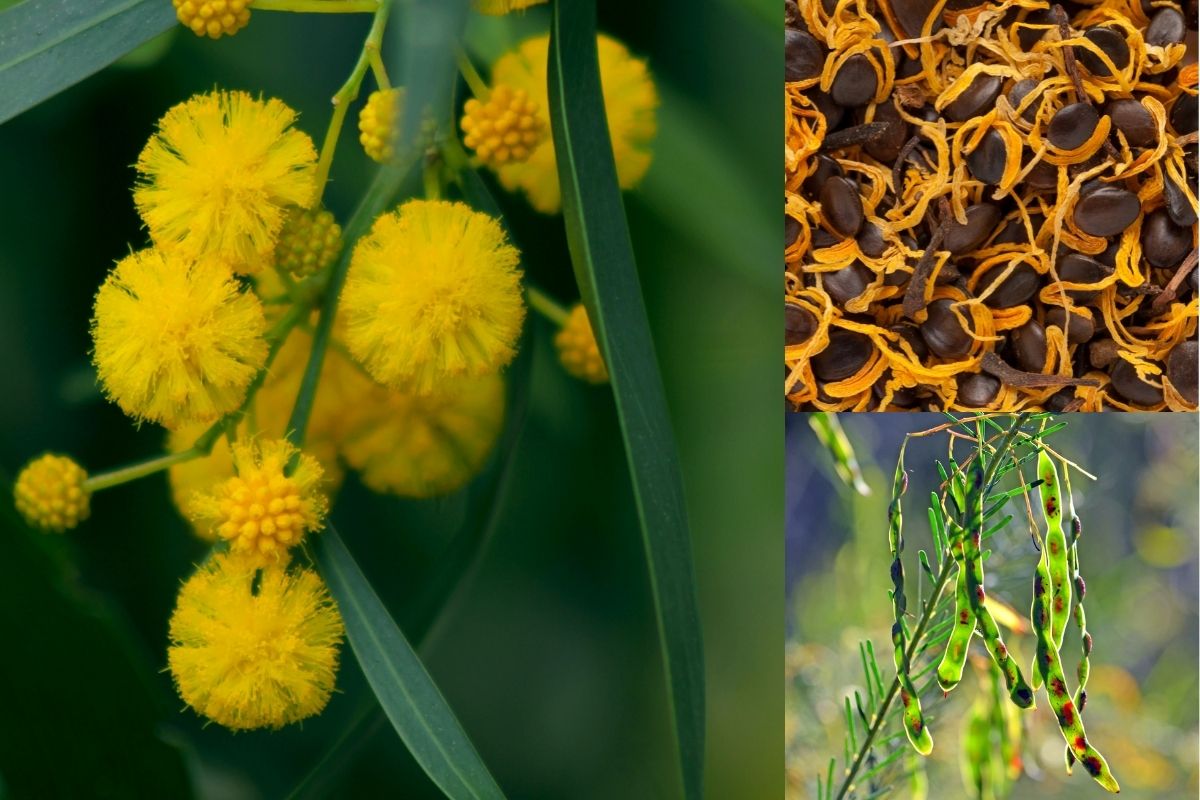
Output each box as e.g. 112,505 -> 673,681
1017,8 -> 1054,50
1046,307 -> 1096,344
809,90 -> 846,130
812,329 -> 874,381
1167,340 -> 1198,404
892,323 -> 929,359
944,203 -> 1002,254
1046,388 -> 1077,411
1048,103 -> 1099,150
920,298 -> 974,358
967,129 -> 1007,184
1076,27 -> 1130,76
1109,359 -> 1165,406
943,74 -> 1003,122
786,30 -> 824,82
812,229 -> 839,249
1057,253 -> 1110,301
1105,99 -> 1156,148
1088,338 -> 1120,369
1163,176 -> 1198,227
864,102 -> 909,162
1170,93 -> 1198,134
884,0 -> 944,40
958,373 -> 1001,407
1142,209 -> 1192,267
785,303 -> 817,345
1073,186 -> 1140,237
820,176 -> 865,236
1011,320 -> 1048,372
979,262 -> 1041,307
1027,161 -> 1059,191
1147,7 -> 1187,46
830,55 -> 878,107
803,154 -> 844,198
857,222 -> 886,258
822,262 -> 872,303
1008,78 -> 1042,122
786,215 -> 801,248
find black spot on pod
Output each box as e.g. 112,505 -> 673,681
1079,690 -> 1088,712
1013,685 -> 1033,707
1045,497 -> 1058,517
1083,756 -> 1103,777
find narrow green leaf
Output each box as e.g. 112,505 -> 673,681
546,2 -> 704,798
313,525 -> 506,800
0,0 -> 175,125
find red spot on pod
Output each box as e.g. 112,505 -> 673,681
996,643 -> 1008,659
1082,756 -> 1103,777
1074,736 -> 1088,753
1060,700 -> 1075,726
1072,518 -> 1082,539
1054,597 -> 1064,612
901,689 -> 910,705
1050,677 -> 1066,696
960,610 -> 970,624
1076,575 -> 1087,598
912,718 -> 923,734
1045,497 -> 1057,517
976,586 -> 986,602
1049,539 -> 1059,555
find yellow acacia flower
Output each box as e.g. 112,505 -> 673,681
555,303 -> 608,384
358,88 -> 404,164
342,199 -> 524,394
187,438 -> 327,567
340,373 -> 505,498
168,554 -> 344,731
174,0 -> 251,39
92,248 -> 268,430
134,91 -> 318,274
488,34 -> 658,213
167,426 -> 236,542
460,85 -> 546,167
14,454 -> 90,533
472,0 -> 547,14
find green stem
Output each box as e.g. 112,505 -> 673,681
255,0 -> 378,12
83,448 -> 202,493
423,159 -> 443,200
368,49 -> 390,90
525,284 -> 569,326
455,45 -> 490,99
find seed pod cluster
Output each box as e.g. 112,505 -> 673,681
785,0 -> 1198,411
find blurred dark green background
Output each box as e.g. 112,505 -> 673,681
786,414 -> 1200,799
0,1 -> 780,798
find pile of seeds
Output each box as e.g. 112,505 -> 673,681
785,0 -> 1199,411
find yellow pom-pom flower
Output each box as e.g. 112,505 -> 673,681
134,90 -> 318,274
14,454 -> 90,533
342,199 -> 525,394
555,303 -> 608,384
358,88 -> 405,163
167,426 -> 236,542
488,34 -> 657,213
275,206 -> 343,276
173,0 -> 251,39
92,248 -> 269,430
472,0 -> 547,14
460,85 -> 546,167
340,373 -> 505,497
168,554 -> 344,730
187,438 -> 328,567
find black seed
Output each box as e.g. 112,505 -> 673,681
1011,320 -> 1048,372
958,373 -> 1001,406
1027,161 -> 1059,191
812,228 -> 839,249
822,262 -> 872,303
1008,78 -> 1042,122
1164,176 -> 1198,227
857,222 -> 886,258
864,102 -> 909,163
812,329 -> 874,381
1142,208 -> 1192,267
803,154 -> 844,198
1076,27 -> 1130,76
1046,388 -> 1076,410
830,55 -> 878,107
785,303 -> 817,345
1017,8 -> 1054,50
1167,340 -> 1198,404
920,298 -> 975,358
820,176 -> 865,236
1109,359 -> 1165,406
1088,338 -> 1120,369
979,262 -> 1041,307
1147,7 -> 1187,46
944,203 -> 1002,254
886,0 -> 945,39
786,29 -> 824,82
809,90 -> 846,130
1073,186 -> 1140,237
1046,307 -> 1096,344
943,74 -> 1003,122
1048,103 -> 1099,150
1105,98 -> 1157,148
786,215 -> 801,248
1057,253 -> 1110,301
1170,92 -> 1198,134
967,129 -> 1007,184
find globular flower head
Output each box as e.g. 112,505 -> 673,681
555,303 -> 609,384
92,248 -> 268,430
134,90 -> 318,274
460,85 -> 546,167
342,199 -> 525,394
340,373 -> 505,498
168,554 -> 344,730
188,438 -> 328,567
14,454 -> 90,533
275,206 -> 343,276
359,88 -> 403,163
472,0 -> 547,14
489,34 -> 658,213
174,0 -> 251,39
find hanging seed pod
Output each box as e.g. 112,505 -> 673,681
1060,465 -> 1095,775
936,551 -> 976,693
1036,451 -> 1072,651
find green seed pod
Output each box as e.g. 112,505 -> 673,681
936,555 -> 975,692
1037,451 -> 1072,651
1032,563 -> 1120,793
959,699 -> 991,800
888,456 -> 933,755
1061,464 -> 1095,775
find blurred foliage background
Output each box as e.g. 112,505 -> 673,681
786,413 -> 1200,800
0,1 -> 780,797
